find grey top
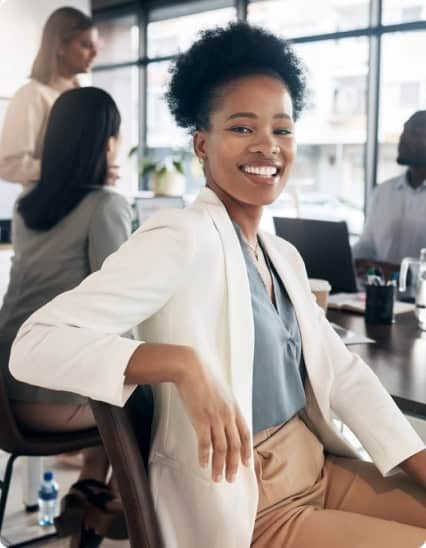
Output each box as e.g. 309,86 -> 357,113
234,225 -> 306,434
353,172 -> 426,265
0,188 -> 132,403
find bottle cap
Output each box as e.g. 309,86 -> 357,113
43,471 -> 53,481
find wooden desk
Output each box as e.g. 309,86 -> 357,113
327,309 -> 426,418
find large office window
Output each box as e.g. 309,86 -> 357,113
96,14 -> 139,65
93,14 -> 140,195
93,66 -> 139,195
146,60 -> 188,148
147,6 -> 236,58
289,38 -> 368,233
92,0 -> 426,228
146,5 -> 236,151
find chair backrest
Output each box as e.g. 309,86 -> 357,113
90,386 -> 163,548
0,366 -> 26,454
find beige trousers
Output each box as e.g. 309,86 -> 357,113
252,416 -> 426,548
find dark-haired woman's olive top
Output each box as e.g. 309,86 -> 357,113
0,188 -> 132,403
234,224 -> 306,433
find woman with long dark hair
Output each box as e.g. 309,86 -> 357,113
0,87 -> 131,542
0,7 -> 98,184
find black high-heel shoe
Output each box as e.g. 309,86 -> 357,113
55,490 -> 86,537
55,479 -> 124,538
70,524 -> 103,548
55,479 -> 127,541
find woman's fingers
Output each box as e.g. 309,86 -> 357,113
209,406 -> 251,483
235,407 -> 251,467
211,425 -> 227,482
177,354 -> 252,482
225,420 -> 242,482
198,426 -> 211,469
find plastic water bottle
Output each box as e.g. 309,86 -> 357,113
37,471 -> 59,526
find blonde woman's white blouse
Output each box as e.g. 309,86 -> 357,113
0,77 -> 76,184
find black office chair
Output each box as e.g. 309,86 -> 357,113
0,370 -> 101,547
90,386 -> 163,548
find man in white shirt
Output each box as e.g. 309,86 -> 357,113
353,111 -> 426,281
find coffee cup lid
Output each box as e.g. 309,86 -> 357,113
309,278 -> 332,292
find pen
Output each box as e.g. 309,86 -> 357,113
374,267 -> 385,285
367,267 -> 376,285
367,268 -> 384,286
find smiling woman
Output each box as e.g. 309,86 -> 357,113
8,22 -> 426,548
194,75 -> 296,212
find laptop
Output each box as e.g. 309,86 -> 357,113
134,196 -> 185,228
273,217 -> 358,294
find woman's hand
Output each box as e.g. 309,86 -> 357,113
125,342 -> 251,483
175,348 -> 251,483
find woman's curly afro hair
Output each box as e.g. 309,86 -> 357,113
167,22 -> 306,132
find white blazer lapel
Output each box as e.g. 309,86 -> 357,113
194,189 -> 255,428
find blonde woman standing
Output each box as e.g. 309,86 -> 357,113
0,7 -> 98,185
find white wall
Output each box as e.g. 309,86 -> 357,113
0,0 -> 90,97
0,0 -> 90,218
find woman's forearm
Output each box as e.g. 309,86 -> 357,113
399,449 -> 426,488
124,342 -> 192,386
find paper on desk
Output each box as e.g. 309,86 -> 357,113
328,292 -> 365,313
328,293 -> 415,315
330,322 -> 375,345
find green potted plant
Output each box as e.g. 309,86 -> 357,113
129,147 -> 186,196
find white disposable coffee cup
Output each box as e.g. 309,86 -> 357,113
309,278 -> 332,311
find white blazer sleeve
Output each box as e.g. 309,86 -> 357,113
319,303 -> 425,474
9,211 -> 197,406
0,85 -> 45,184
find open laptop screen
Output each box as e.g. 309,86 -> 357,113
135,196 -> 185,228
273,217 -> 358,293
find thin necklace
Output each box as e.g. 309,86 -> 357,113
242,236 -> 260,261
243,236 -> 273,296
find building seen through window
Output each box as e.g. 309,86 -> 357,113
382,0 -> 426,25
147,6 -> 236,58
247,0 -> 370,38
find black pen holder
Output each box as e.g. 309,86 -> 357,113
365,285 -> 395,325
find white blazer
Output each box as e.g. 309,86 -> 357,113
10,187 -> 424,548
